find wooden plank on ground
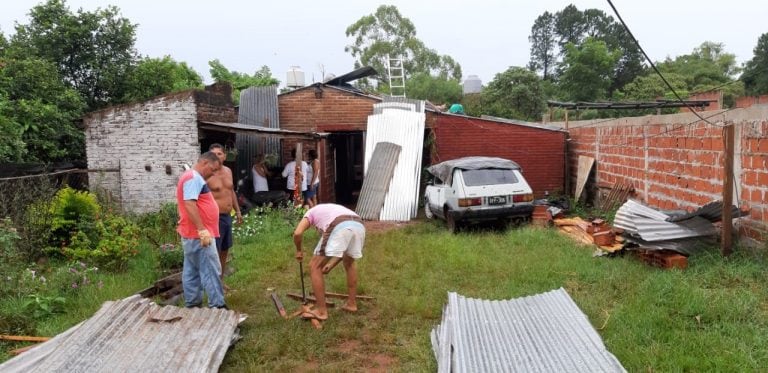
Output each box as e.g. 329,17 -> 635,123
285,293 -> 335,308
557,225 -> 594,245
0,335 -> 50,342
312,292 -> 375,301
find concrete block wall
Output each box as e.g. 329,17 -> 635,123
432,115 -> 567,197
562,106 -> 768,241
84,91 -> 200,213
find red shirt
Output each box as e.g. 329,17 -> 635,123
176,170 -> 220,238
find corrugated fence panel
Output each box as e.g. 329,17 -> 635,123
0,295 -> 241,372
432,288 -> 626,373
355,142 -> 402,220
237,86 -> 281,172
382,96 -> 425,113
364,108 -> 425,221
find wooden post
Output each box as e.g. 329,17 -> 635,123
564,109 -> 569,131
294,142 -> 303,207
721,124 -> 734,256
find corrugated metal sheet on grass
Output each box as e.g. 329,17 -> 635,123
0,295 -> 241,372
364,107 -> 425,221
356,142 -> 401,220
237,86 -> 281,169
614,199 -> 717,242
431,288 -> 626,373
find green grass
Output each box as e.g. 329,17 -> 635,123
3,210 -> 767,371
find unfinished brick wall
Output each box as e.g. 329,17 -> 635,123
562,106 -> 768,241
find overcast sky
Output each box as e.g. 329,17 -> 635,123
1,1 -> 764,87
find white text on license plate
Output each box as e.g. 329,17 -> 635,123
487,196 -> 506,205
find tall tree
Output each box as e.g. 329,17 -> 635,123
404,73 -> 462,105
741,33 -> 768,95
345,5 -> 461,89
480,66 -> 546,121
208,60 -> 279,105
0,57 -> 86,162
558,38 -> 620,101
528,11 -> 557,81
554,5 -> 585,54
10,0 -> 139,109
122,56 -> 203,102
658,41 -> 744,105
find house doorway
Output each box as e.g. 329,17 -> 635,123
329,131 -> 364,206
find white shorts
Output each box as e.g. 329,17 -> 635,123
313,221 -> 365,259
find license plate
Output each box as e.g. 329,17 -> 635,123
487,196 -> 506,205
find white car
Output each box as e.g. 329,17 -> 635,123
424,156 -> 534,232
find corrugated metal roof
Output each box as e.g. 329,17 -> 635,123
199,121 -> 326,139
431,288 -> 626,373
364,108 -> 426,221
613,199 -> 669,234
356,142 -> 401,220
0,295 -> 242,372
237,86 -> 281,169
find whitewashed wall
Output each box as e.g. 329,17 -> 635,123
84,93 -> 200,213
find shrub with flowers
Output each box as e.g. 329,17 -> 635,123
158,242 -> 183,271
54,261 -> 101,293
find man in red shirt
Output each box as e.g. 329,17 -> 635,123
176,151 -> 226,308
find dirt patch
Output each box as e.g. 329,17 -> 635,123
363,220 -> 418,234
366,353 -> 397,372
334,339 -> 361,354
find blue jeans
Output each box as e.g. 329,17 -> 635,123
182,238 -> 226,308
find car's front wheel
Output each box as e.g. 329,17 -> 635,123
424,199 -> 434,219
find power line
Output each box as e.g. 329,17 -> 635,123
605,0 -> 726,128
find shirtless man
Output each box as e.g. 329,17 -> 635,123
208,143 -> 243,287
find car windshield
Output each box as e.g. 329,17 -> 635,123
461,168 -> 519,186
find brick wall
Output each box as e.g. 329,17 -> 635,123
735,95 -> 768,109
195,83 -> 236,123
561,105 -> 768,241
432,115 -> 567,197
84,91 -> 201,213
278,85 -> 380,202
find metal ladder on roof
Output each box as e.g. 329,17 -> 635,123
387,55 -> 406,98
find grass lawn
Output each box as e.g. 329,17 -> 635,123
220,215 -> 768,372
3,211 -> 766,372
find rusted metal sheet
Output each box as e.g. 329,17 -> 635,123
431,288 -> 626,373
0,295 -> 242,372
356,142 -> 401,220
237,85 -> 281,170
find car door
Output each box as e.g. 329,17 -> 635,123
425,175 -> 448,218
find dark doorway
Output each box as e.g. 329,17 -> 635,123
329,131 -> 364,205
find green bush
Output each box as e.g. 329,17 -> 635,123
61,215 -> 140,271
17,200 -> 54,261
138,203 -> 179,247
22,294 -> 65,319
49,187 -> 101,249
